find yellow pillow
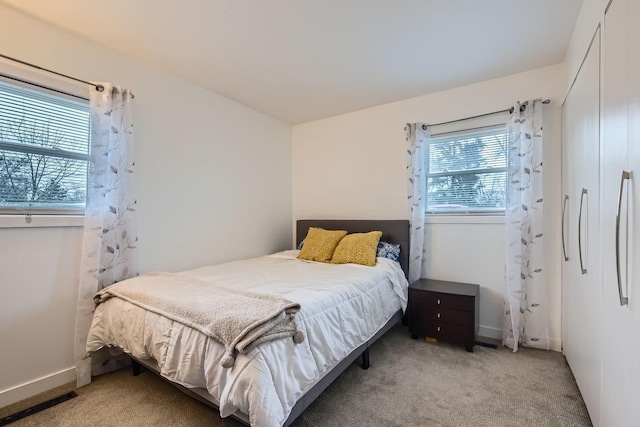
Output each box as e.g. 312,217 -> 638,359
297,227 -> 348,262
330,231 -> 383,267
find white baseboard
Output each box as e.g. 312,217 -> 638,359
549,337 -> 562,352
478,325 -> 562,352
478,325 -> 502,340
0,367 -> 76,409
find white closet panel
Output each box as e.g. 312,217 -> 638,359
561,26 -> 602,426
601,0 -> 640,424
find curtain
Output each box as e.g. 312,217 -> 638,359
503,99 -> 548,352
74,83 -> 138,387
405,123 -> 430,284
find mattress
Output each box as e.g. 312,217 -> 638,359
86,250 -> 408,427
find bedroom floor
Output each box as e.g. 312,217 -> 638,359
1,325 -> 591,426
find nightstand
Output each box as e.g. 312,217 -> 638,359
408,279 -> 479,352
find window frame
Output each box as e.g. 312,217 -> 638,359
0,61 -> 89,227
425,124 -> 508,216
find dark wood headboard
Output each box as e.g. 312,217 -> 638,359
296,220 -> 410,279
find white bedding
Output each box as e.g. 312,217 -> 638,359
86,250 -> 408,427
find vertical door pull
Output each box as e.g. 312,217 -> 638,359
562,195 -> 569,261
578,188 -> 588,274
616,171 -> 631,306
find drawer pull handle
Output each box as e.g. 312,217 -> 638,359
578,188 -> 587,274
437,299 -> 441,305
437,326 -> 441,332
616,171 -> 631,306
561,194 -> 569,261
437,313 -> 441,318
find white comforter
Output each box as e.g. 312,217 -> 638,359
86,250 -> 408,427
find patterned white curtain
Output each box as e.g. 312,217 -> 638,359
405,123 -> 430,284
503,99 -> 548,352
74,83 -> 138,386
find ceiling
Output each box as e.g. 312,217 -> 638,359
2,0 -> 583,124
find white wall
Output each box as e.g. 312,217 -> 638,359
0,226 -> 83,406
0,4 -> 292,407
292,64 -> 565,348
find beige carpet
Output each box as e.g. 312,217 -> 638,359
1,325 -> 592,426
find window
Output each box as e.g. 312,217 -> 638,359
427,125 -> 507,214
0,77 -> 90,213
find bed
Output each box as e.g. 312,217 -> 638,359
85,219 -> 409,426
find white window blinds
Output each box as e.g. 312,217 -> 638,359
0,77 -> 90,212
427,125 -> 507,214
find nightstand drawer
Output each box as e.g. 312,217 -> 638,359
424,321 -> 470,336
412,307 -> 473,325
408,318 -> 472,341
425,322 -> 473,345
409,290 -> 473,311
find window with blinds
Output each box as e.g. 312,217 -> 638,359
427,125 -> 507,214
0,77 -> 90,213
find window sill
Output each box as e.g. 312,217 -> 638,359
425,215 -> 505,225
0,215 -> 84,229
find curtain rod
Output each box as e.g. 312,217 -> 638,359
0,72 -> 90,101
430,123 -> 506,138
428,99 -> 550,128
0,53 -> 104,92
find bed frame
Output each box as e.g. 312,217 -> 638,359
131,219 -> 410,426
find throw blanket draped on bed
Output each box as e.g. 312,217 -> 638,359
93,272 -> 305,368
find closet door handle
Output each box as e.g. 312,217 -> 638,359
562,195 -> 569,261
578,188 -> 588,274
616,171 -> 631,306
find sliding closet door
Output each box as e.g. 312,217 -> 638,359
602,0 -> 640,424
627,1 -> 640,421
561,85 -> 576,364
561,27 -> 602,426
